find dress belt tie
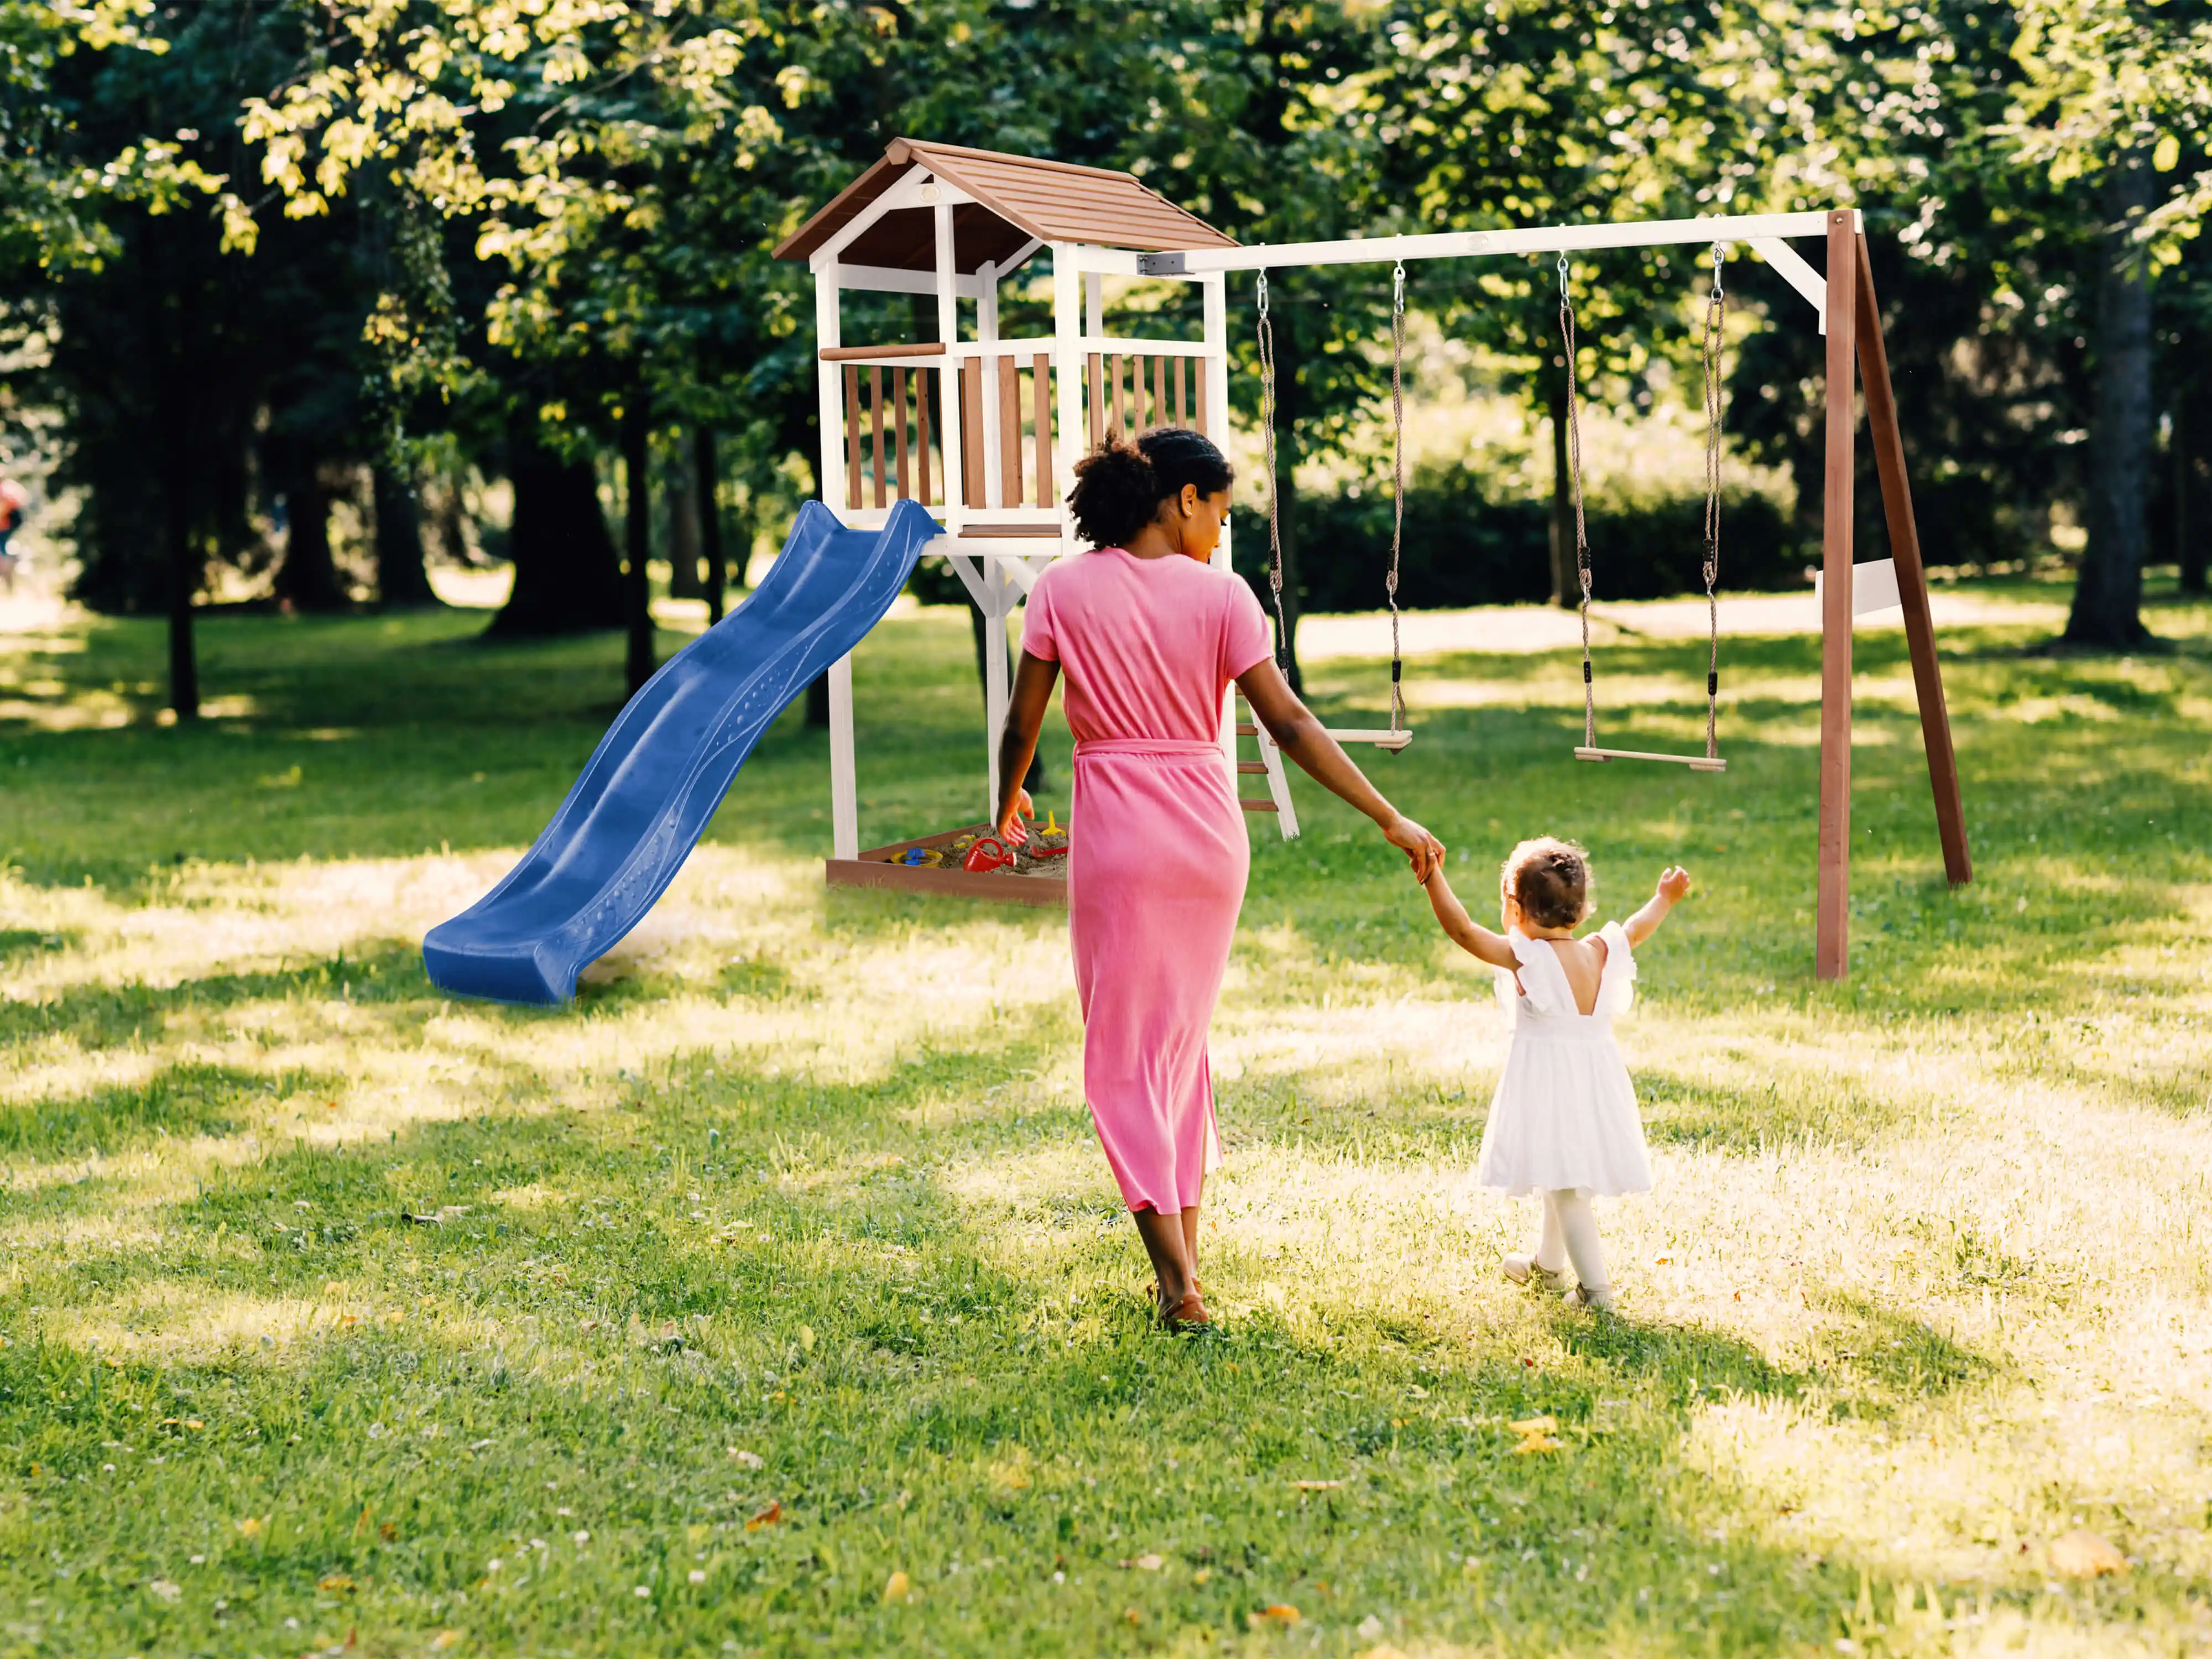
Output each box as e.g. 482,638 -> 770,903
1074,738 -> 1222,758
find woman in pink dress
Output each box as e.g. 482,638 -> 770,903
994,430 -> 1443,1329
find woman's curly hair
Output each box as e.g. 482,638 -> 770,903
1501,837 -> 1593,930
1066,427 -> 1234,549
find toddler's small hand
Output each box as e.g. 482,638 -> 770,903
1656,865 -> 1692,903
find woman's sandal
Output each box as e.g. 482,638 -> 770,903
1159,1288 -> 1212,1332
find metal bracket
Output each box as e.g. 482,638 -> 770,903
1135,251 -> 1187,276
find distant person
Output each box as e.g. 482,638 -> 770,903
0,478 -> 25,593
1418,838 -> 1691,1312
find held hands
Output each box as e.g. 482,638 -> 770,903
1382,813 -> 1446,883
1656,865 -> 1693,904
997,789 -> 1035,847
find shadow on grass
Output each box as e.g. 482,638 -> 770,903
1638,1068 -> 1900,1156
0,939 -> 431,1051
0,1060 -> 340,1162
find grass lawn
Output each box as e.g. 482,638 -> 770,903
2,577 -> 2210,1658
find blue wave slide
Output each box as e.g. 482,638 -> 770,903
423,497 -> 941,1005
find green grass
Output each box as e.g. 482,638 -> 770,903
2,578 -> 2210,1657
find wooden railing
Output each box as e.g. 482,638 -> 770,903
1087,351 -> 1208,445
827,340 -> 1210,520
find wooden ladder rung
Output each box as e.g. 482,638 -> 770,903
1235,761 -> 1268,774
1235,723 -> 1258,737
1240,798 -> 1279,813
1574,746 -> 1726,773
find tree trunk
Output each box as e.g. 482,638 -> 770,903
373,465 -> 440,608
489,419 -> 623,636
1271,322 -> 1306,693
165,436 -> 198,720
666,435 -> 703,599
274,469 -> 347,612
1547,378 -> 1573,608
623,395 -> 655,695
696,425 -> 725,624
2178,390 -> 2207,597
2064,159 -> 2157,649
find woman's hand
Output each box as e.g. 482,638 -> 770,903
1383,813 -> 1445,882
997,789 -> 1035,846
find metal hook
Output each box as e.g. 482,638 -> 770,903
1392,260 -> 1406,309
1256,269 -> 1269,318
1556,251 -> 1571,291
1709,241 -> 1725,298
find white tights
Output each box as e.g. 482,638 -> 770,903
1533,1188 -> 1610,1297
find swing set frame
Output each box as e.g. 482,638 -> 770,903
779,141 -> 1968,979
1150,207 -> 1971,981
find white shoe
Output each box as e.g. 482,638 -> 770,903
1564,1282 -> 1617,1312
1503,1253 -> 1569,1290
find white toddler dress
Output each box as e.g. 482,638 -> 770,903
1474,923 -> 1654,1197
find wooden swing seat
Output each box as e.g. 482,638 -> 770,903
1323,727 -> 1414,752
1574,746 -> 1725,773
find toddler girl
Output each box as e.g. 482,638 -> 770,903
1420,838 -> 1690,1310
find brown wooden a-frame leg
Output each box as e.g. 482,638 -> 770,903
1817,210 -> 1858,981
1854,233 -> 1972,888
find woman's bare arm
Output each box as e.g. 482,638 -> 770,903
993,649 -> 1061,842
1234,657 -> 1443,880
1421,865 -> 1519,968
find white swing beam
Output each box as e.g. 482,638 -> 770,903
1140,209 -> 1856,331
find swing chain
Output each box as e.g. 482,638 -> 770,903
1257,269 -> 1290,673
1387,260 -> 1407,733
1558,253 -> 1595,752
1701,241 -> 1726,761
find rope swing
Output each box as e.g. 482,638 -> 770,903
1255,265 -> 1413,752
1562,243 -> 1729,774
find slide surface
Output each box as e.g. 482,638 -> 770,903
424,498 -> 940,1005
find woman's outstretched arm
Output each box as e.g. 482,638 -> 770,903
1234,656 -> 1443,881
994,648 -> 1061,843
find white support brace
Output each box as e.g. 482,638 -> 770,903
1747,236 -> 1829,333
809,170 -> 972,271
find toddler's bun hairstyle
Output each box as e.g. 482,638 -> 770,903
1501,837 -> 1593,931
1067,427 -> 1234,550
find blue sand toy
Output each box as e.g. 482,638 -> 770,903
423,498 -> 940,1004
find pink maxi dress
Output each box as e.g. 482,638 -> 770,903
1019,548 -> 1274,1214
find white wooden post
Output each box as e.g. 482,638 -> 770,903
815,266 -> 843,513
1084,270 -> 1104,338
816,264 -> 862,860
978,258 -> 1003,509
983,565 -> 1011,820
829,654 -> 858,859
1052,244 -> 1084,547
1202,272 -> 1239,796
933,194 -> 964,528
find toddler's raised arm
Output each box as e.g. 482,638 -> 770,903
1624,865 -> 1692,947
1422,866 -> 1518,968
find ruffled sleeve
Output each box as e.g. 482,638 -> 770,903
1595,921 -> 1638,1016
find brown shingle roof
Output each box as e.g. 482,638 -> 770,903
773,139 -> 1236,273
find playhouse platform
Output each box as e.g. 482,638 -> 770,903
826,823 -> 1068,908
